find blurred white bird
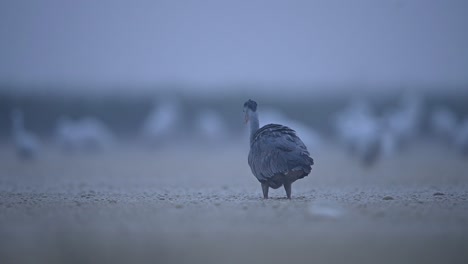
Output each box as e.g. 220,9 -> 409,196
333,100 -> 382,166
141,98 -> 182,145
384,93 -> 424,145
195,108 -> 228,142
455,119 -> 468,156
430,106 -> 458,143
55,116 -> 114,152
334,101 -> 376,148
379,130 -> 399,157
11,109 -> 40,160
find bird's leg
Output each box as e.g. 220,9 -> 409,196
283,181 -> 292,199
261,182 -> 269,199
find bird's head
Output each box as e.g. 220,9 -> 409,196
243,99 -> 257,124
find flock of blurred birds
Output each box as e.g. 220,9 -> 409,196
334,94 -> 468,166
8,93 -> 468,167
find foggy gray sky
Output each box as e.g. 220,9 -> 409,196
0,0 -> 467,93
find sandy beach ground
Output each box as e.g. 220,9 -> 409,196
1,141 -> 467,264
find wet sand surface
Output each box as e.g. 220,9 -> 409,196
1,142 -> 467,264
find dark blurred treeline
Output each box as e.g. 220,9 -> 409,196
1,87 -> 467,139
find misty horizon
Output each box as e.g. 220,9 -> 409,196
1,0 -> 467,94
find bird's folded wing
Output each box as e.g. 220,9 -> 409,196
249,134 -> 311,181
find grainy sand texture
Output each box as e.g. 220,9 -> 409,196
1,142 -> 467,264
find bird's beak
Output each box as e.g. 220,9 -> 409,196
244,113 -> 249,124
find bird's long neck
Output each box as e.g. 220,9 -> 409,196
249,111 -> 259,144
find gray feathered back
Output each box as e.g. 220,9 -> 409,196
248,124 -> 314,183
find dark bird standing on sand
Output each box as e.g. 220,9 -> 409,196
244,100 -> 314,199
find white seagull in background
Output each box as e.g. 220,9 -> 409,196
195,108 -> 228,142
55,116 -> 114,152
333,100 -> 383,166
430,106 -> 458,143
141,98 -> 183,145
384,93 -> 424,145
455,119 -> 468,156
10,109 -> 40,160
